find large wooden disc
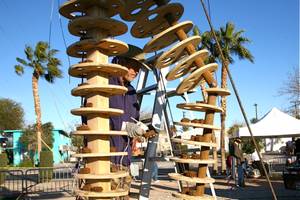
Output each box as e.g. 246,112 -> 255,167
176,102 -> 223,113
76,189 -> 128,198
176,63 -> 218,94
67,39 -> 129,58
69,16 -> 127,37
71,107 -> 123,117
69,62 -> 128,78
71,84 -> 127,96
73,152 -> 128,158
144,21 -> 193,53
59,0 -> 123,19
71,130 -> 127,136
206,88 -> 231,96
166,49 -> 209,81
131,3 -> 184,38
171,138 -> 217,148
156,36 -> 202,69
168,173 -> 215,184
120,0 -> 170,21
76,171 -> 129,179
170,157 -> 216,164
172,193 -> 214,200
174,121 -> 220,130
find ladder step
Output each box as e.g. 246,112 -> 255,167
76,171 -> 129,180
168,173 -> 215,184
176,102 -> 223,113
205,88 -> 231,96
172,192 -> 215,200
170,157 -> 216,164
171,138 -> 217,148
76,189 -> 128,198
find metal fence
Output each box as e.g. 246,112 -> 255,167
0,167 -> 77,198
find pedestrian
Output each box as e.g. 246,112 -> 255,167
151,161 -> 159,184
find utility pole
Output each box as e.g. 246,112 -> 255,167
254,103 -> 258,120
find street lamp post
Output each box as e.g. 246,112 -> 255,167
254,103 -> 258,120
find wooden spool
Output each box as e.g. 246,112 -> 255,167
120,0 -> 170,21
75,189 -> 128,198
71,107 -> 123,117
173,121 -> 220,130
205,88 -> 231,96
170,157 -> 216,164
76,171 -> 129,180
172,193 -> 214,200
67,38 -> 129,58
156,36 -> 202,69
176,63 -> 218,94
71,130 -> 127,136
59,0 -> 122,19
168,173 -> 215,184
73,152 -> 128,158
68,16 -> 127,37
176,102 -> 223,113
131,3 -> 184,38
69,62 -> 128,78
71,84 -> 128,96
143,21 -> 193,53
166,49 -> 209,81
171,138 -> 217,148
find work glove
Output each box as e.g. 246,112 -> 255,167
123,122 -> 148,138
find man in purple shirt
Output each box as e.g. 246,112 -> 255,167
109,45 -> 150,167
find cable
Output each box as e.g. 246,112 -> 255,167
48,0 -> 55,47
199,0 -> 278,199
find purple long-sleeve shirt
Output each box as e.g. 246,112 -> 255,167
109,77 -> 140,166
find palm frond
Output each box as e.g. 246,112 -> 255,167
16,57 -> 29,66
25,46 -> 33,62
14,65 -> 24,76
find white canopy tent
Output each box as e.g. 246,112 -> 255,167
237,107 -> 300,138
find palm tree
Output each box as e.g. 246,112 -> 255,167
15,41 -> 62,159
194,22 -> 254,173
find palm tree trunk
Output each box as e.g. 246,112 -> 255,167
220,61 -> 228,174
199,81 -> 207,102
32,72 -> 42,160
212,132 -> 218,174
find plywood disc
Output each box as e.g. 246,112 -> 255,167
205,88 -> 231,96
176,102 -> 223,113
166,49 -> 209,81
69,16 -> 127,37
71,130 -> 127,136
170,157 -> 216,164
176,63 -> 218,94
144,21 -> 193,53
67,39 -> 129,58
73,152 -> 128,158
156,36 -> 202,69
171,138 -> 217,148
59,0 -> 123,19
76,171 -> 129,180
174,121 -> 220,130
172,193 -> 214,200
168,173 -> 215,184
71,84 -> 127,96
71,107 -> 123,117
131,3 -> 184,38
69,63 -> 128,78
120,0 -> 170,21
76,189 -> 128,198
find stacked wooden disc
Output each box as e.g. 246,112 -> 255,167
120,0 -> 231,198
59,0 -> 131,199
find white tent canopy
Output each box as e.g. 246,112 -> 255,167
237,107 -> 300,138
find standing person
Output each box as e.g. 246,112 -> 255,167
151,161 -> 159,183
233,138 -> 244,187
109,44 -> 151,168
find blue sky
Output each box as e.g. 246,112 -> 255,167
0,0 -> 298,131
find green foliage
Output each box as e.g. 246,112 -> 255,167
71,135 -> 84,149
0,98 -> 24,130
14,41 -> 63,82
241,137 -> 264,154
18,157 -> 34,168
39,150 -> 53,182
227,123 -> 244,136
19,122 -> 54,153
0,153 -> 8,185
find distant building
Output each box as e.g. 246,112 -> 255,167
0,129 -> 71,166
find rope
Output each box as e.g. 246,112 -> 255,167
199,0 -> 278,199
48,0 -> 55,47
